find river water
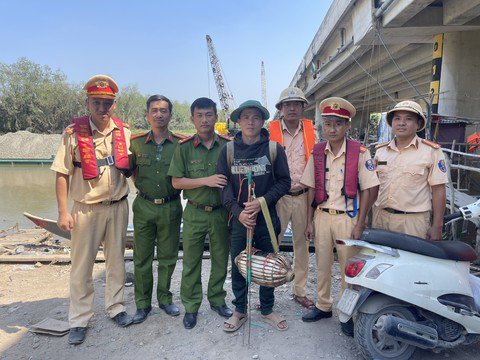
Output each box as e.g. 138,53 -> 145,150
0,165 -> 141,230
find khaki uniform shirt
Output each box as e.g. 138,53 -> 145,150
301,140 -> 380,211
374,135 -> 448,212
167,133 -> 229,206
50,118 -> 131,204
130,130 -> 182,199
280,120 -> 309,191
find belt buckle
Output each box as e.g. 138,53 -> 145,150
154,198 -> 165,205
105,155 -> 114,166
329,209 -> 337,215
204,205 -> 213,212
101,200 -> 112,206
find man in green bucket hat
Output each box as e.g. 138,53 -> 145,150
217,100 -> 291,332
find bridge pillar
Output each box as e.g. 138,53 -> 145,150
438,31 -> 480,118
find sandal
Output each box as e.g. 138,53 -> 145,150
223,314 -> 247,333
293,295 -> 315,309
261,312 -> 288,331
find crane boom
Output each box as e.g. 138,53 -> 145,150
261,61 -> 267,109
206,35 -> 236,129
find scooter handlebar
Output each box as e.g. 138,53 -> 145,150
444,212 -> 462,222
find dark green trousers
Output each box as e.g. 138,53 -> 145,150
180,204 -> 230,313
133,196 -> 182,309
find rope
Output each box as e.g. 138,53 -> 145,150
347,47 -> 396,102
257,197 -> 279,253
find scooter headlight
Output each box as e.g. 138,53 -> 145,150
365,263 -> 392,279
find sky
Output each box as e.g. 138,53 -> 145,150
0,0 -> 331,117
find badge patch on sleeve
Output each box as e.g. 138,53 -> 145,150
438,159 -> 446,173
365,159 -> 375,171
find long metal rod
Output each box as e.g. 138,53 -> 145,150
245,171 -> 254,346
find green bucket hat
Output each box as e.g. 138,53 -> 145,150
230,100 -> 270,123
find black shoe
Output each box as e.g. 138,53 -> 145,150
183,312 -> 197,329
132,306 -> 152,324
341,318 -> 354,337
210,304 -> 233,318
301,307 -> 333,322
68,327 -> 87,345
159,303 -> 180,316
112,311 -> 133,327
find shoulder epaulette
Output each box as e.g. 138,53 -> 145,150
218,134 -> 233,141
173,132 -> 188,139
360,145 -> 367,153
422,139 -> 441,149
64,124 -> 75,135
179,135 -> 195,144
131,131 -> 149,140
375,141 -> 390,149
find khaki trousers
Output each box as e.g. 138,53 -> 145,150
313,210 -> 358,312
69,200 -> 128,328
373,208 -> 430,239
276,192 -> 309,297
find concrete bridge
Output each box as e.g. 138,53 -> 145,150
291,0 -> 480,135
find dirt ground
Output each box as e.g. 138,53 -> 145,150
1,254 -> 480,360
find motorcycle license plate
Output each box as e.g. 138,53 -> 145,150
337,288 -> 360,316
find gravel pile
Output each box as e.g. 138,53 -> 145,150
0,131 -> 62,159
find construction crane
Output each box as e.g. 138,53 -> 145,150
206,35 -> 236,131
261,61 -> 268,109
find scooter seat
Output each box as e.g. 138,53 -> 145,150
361,228 -> 478,262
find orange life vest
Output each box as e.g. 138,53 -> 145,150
269,119 -> 315,161
71,116 -> 129,180
467,132 -> 480,152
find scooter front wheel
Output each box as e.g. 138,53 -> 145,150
355,305 -> 416,360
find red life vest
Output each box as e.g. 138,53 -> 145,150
312,139 -> 361,204
269,119 -> 315,161
72,116 -> 129,180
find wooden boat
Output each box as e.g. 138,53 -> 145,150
23,212 -> 307,252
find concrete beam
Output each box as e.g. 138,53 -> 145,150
444,0 -> 480,25
352,83 -> 430,114
347,67 -> 431,102
311,44 -> 417,99
290,0 -> 357,87
313,45 -> 431,102
382,0 -> 435,27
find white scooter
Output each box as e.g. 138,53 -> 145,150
336,199 -> 480,360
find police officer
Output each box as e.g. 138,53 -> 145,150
51,75 -> 133,345
270,87 -> 316,309
130,95 -> 184,324
372,100 -> 448,240
167,97 -> 232,329
300,97 -> 379,336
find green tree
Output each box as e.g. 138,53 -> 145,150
114,84 -> 147,129
0,57 -> 84,133
171,100 -> 192,130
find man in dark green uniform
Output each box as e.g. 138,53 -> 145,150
130,95 -> 184,324
168,97 -> 233,329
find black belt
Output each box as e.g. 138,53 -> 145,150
383,208 -> 418,215
94,194 -> 128,206
73,155 -> 115,168
287,188 -> 309,197
318,207 -> 346,215
187,200 -> 222,212
138,191 -> 179,205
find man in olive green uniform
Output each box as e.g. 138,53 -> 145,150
130,95 -> 184,324
168,97 -> 232,329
